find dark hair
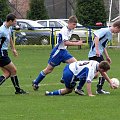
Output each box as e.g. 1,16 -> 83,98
6,13 -> 16,22
99,61 -> 110,71
68,15 -> 78,23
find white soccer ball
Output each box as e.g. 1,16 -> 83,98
111,78 -> 120,88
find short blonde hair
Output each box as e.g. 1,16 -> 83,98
68,15 -> 78,23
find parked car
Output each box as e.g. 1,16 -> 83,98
36,19 -> 88,40
16,19 -> 51,45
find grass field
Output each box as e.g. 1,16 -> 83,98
0,45 -> 120,120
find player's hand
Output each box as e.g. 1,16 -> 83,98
12,49 -> 18,57
96,50 -> 100,57
106,57 -> 112,64
109,82 -> 117,89
78,40 -> 83,45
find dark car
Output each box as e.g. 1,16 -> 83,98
16,19 -> 51,45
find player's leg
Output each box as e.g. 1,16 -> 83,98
32,64 -> 54,90
60,52 -> 77,84
0,67 -> 10,85
65,57 -> 77,63
45,65 -> 75,96
32,49 -> 62,90
45,88 -> 73,95
4,62 -> 28,94
74,79 -> 86,95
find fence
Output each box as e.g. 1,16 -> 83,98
13,26 -> 120,48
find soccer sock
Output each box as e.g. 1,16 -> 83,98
77,79 -> 86,90
34,71 -> 46,85
11,75 -> 20,92
97,77 -> 105,91
48,90 -> 61,95
0,75 -> 6,85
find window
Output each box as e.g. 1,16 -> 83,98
17,22 -> 31,30
38,21 -> 47,27
49,21 -> 63,27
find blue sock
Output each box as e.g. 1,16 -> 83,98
34,71 -> 45,85
77,80 -> 86,90
48,90 -> 61,95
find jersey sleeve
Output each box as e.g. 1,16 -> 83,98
94,28 -> 108,39
86,69 -> 95,83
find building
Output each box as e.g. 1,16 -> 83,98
9,0 -> 29,18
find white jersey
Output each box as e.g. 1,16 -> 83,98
56,26 -> 73,49
69,60 -> 99,82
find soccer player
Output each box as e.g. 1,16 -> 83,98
0,13 -> 28,94
45,60 -> 115,96
75,20 -> 120,95
32,16 -> 84,90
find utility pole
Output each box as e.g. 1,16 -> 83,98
53,0 -> 55,18
65,0 -> 67,18
118,0 -> 120,42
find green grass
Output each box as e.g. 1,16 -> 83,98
0,45 -> 120,120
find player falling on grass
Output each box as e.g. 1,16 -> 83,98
32,15 -> 84,90
45,60 -> 115,96
75,20 -> 120,95
0,13 -> 28,94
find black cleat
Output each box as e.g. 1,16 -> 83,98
15,89 -> 29,94
32,81 -> 39,91
60,79 -> 64,84
96,90 -> 110,94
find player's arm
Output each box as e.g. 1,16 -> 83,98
103,48 -> 111,64
10,37 -> 18,57
94,36 -> 100,57
64,40 -> 83,46
100,71 -> 114,88
86,81 -> 95,96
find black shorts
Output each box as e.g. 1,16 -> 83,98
0,50 -> 11,67
89,55 -> 104,63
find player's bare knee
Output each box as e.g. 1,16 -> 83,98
11,68 -> 17,75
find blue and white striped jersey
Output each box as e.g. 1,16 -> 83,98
88,27 -> 112,57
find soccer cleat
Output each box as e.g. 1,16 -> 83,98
15,89 -> 29,94
32,81 -> 39,91
0,79 -> 5,85
60,79 -> 64,84
96,89 -> 110,94
45,91 -> 50,95
74,88 -> 85,96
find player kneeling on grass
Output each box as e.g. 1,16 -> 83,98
45,60 -> 115,96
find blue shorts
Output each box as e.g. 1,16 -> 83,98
0,50 -> 11,67
48,47 -> 73,67
62,65 -> 76,89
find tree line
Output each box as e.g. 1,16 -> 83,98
0,0 -> 107,26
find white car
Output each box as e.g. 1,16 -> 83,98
16,19 -> 51,45
36,19 -> 88,40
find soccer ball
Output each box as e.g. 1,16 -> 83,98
111,78 -> 120,88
